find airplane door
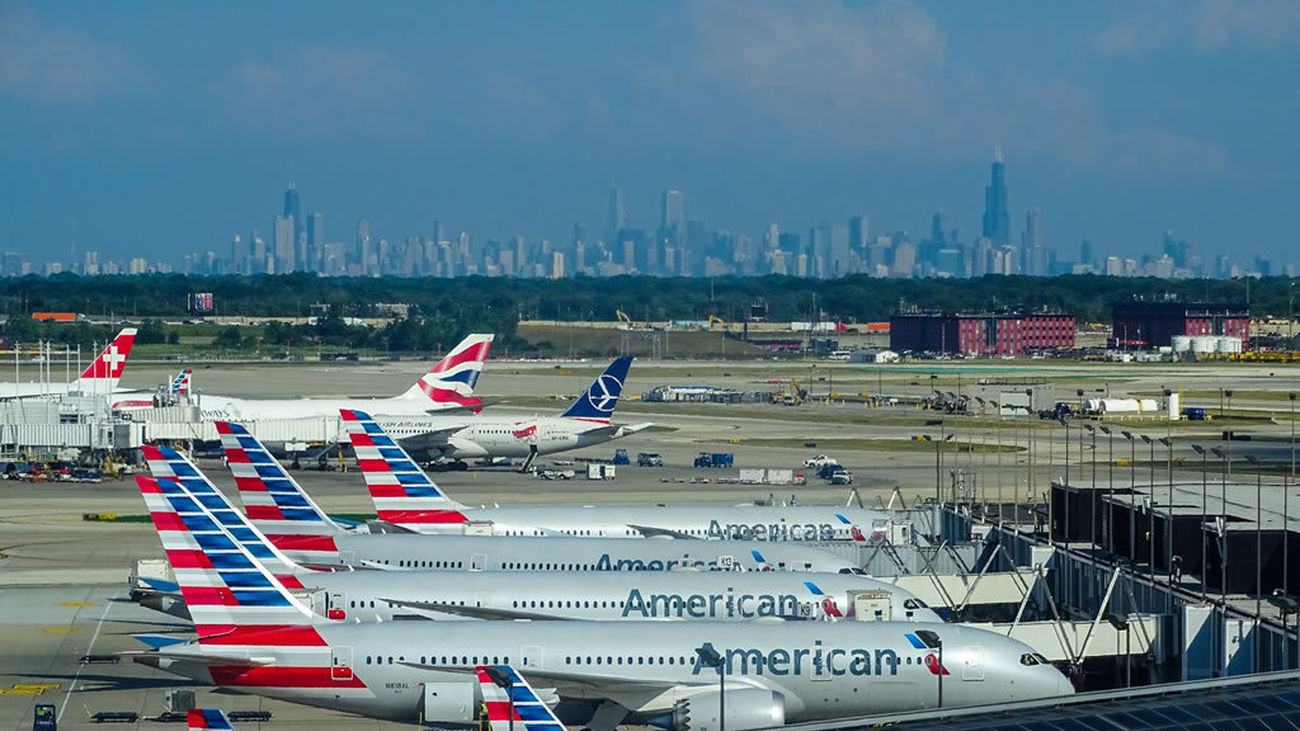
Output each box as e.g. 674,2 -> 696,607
961,645 -> 984,681
331,646 -> 353,681
852,591 -> 892,622
521,645 -> 542,668
327,591 -> 346,620
470,553 -> 487,571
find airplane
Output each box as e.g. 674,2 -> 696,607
129,483 -> 1072,729
132,471 -> 940,625
155,438 -> 859,576
0,327 -> 137,400
340,411 -> 895,540
192,333 -> 494,421
376,356 -> 652,471
111,367 -> 192,410
187,708 -> 234,731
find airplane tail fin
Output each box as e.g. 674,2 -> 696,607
74,327 -> 137,392
399,332 -> 494,412
171,368 -> 193,395
476,665 -> 566,731
141,444 -> 304,583
188,708 -> 235,731
216,421 -> 347,563
340,409 -> 469,528
559,356 -> 634,423
135,474 -> 317,638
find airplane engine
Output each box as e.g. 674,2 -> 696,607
670,689 -> 785,731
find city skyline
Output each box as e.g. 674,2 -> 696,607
2,2 -> 1297,267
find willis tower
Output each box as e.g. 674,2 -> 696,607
982,145 -> 1010,246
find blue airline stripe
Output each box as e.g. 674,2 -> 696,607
904,633 -> 927,649
804,581 -> 824,596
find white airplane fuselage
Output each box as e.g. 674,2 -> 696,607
376,415 -> 642,460
198,395 -> 452,422
144,621 -> 1071,724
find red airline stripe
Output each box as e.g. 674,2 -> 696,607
356,459 -> 393,472
277,575 -> 305,590
234,476 -> 268,492
377,509 -> 468,524
151,512 -> 188,531
367,485 -> 416,498
225,449 -> 251,464
485,701 -> 522,721
246,505 -> 287,520
268,535 -> 338,551
165,549 -> 215,569
199,625 -> 327,647
182,586 -> 239,606
429,342 -> 490,373
207,665 -> 366,688
349,433 -> 374,447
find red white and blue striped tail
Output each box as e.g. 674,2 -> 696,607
141,444 -> 303,581
400,332 -> 494,412
215,421 -> 346,563
188,708 -> 234,731
476,665 -> 566,731
171,368 -> 193,395
136,472 -> 317,638
340,409 -> 469,529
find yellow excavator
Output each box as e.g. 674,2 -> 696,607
615,310 -> 632,330
707,314 -> 726,330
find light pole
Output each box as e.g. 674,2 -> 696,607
1059,417 -> 1070,544
1213,446 -> 1229,602
1161,436 -> 1173,578
1141,434 -> 1156,573
1122,430 -> 1136,560
1101,425 -> 1115,556
933,431 -> 954,505
695,644 -> 725,731
1225,389 -> 1234,481
1193,444 -> 1209,600
1290,392 -> 1296,480
1085,424 -> 1098,550
1247,455 -> 1264,628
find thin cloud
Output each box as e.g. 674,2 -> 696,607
0,5 -> 137,103
1093,0 -> 1300,55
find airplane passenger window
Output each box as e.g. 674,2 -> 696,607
668,657 -> 674,665
596,657 -> 602,665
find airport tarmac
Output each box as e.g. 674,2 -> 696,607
4,356 -> 1300,728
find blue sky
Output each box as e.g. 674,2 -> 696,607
1,0 -> 1297,267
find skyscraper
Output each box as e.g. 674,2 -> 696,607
273,214 -> 295,273
607,187 -> 627,242
981,146 -> 1010,246
283,184 -> 303,268
306,213 -> 324,273
660,189 -> 684,244
355,217 -> 373,276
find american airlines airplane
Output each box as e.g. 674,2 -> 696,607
378,356 -> 652,470
0,327 -> 137,399
149,441 -> 857,575
130,484 -> 1072,729
337,411 -> 896,541
133,472 -> 940,625
193,333 -> 494,421
111,367 -> 192,410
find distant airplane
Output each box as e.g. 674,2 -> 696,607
194,333 -> 494,420
111,366 -> 192,410
340,411 -> 893,540
369,355 -> 652,470
0,327 -> 137,399
133,470 -> 940,624
130,479 -> 1072,728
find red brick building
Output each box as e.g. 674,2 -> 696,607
891,312 -> 1076,356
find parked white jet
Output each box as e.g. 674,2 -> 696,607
337,412 -> 896,541
194,333 -> 494,420
151,441 -> 857,575
130,486 -> 1072,729
0,327 -> 137,399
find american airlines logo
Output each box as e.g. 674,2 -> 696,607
622,588 -> 815,619
690,641 -> 902,677
593,554 -> 743,572
707,519 -> 837,542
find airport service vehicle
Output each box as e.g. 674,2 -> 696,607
151,442 -> 855,574
336,413 -> 893,540
377,356 -> 652,471
638,452 -> 663,467
693,452 -> 734,468
0,327 -> 136,400
193,333 -> 494,421
132,492 -> 1072,729
803,454 -> 838,469
134,472 -> 940,624
829,471 -> 854,486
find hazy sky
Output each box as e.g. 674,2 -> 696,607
2,0 -> 1297,266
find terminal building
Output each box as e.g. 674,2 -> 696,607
1111,300 -> 1250,349
890,311 -> 1075,356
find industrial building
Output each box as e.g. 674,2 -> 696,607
890,311 -> 1075,356
1111,300 -> 1250,349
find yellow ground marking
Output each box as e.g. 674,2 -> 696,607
57,601 -> 97,607
43,627 -> 73,633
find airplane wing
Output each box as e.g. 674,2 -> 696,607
627,524 -> 699,540
394,425 -> 466,451
398,661 -> 693,695
378,598 -> 580,621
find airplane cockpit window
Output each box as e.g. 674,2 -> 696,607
903,598 -> 929,609
1020,653 -> 1041,666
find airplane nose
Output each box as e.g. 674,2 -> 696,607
1056,669 -> 1076,696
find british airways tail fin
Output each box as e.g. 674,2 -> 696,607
560,356 -> 633,423
188,709 -> 235,731
340,409 -> 470,529
135,474 -> 317,638
171,368 -> 193,395
216,421 -> 347,561
141,445 -> 304,582
399,333 -> 494,412
73,327 -> 137,393
476,665 -> 565,731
